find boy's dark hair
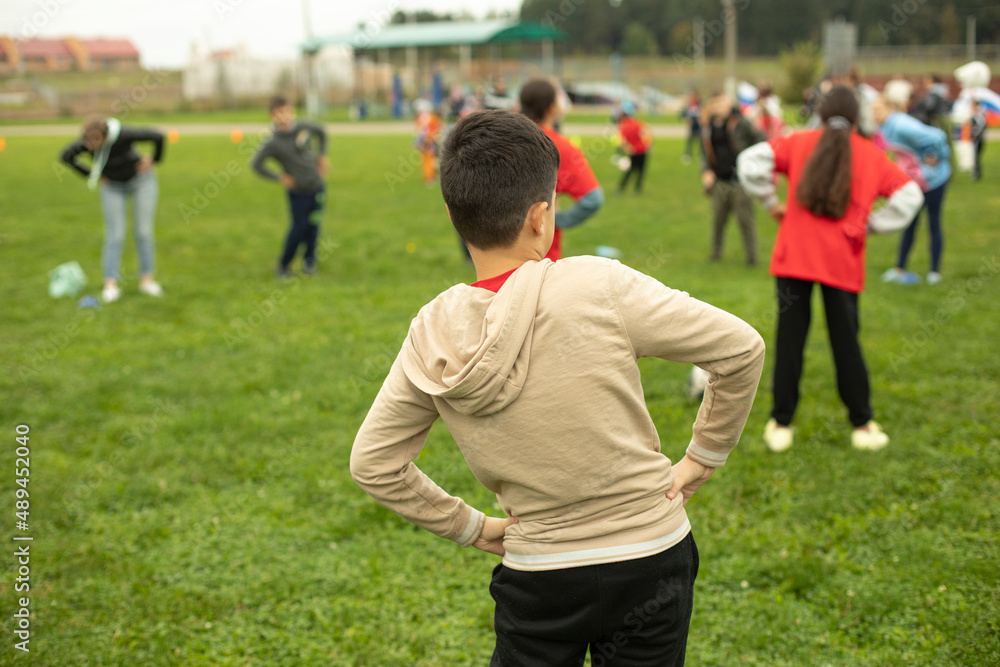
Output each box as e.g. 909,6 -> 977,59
269,95 -> 289,113
440,110 -> 560,250
81,114 -> 108,145
795,85 -> 859,220
519,79 -> 557,123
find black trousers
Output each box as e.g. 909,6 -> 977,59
618,153 -> 648,193
280,188 -> 325,269
490,533 -> 698,667
973,138 -> 985,181
771,277 -> 872,428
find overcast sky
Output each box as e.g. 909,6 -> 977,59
3,0 -> 524,68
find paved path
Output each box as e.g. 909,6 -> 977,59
2,121 -> 996,140
0,122 -> 683,138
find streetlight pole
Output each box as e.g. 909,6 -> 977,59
722,0 -> 737,101
966,15 -> 976,61
302,0 -> 320,117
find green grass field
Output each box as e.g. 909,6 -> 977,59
1,132 -> 999,666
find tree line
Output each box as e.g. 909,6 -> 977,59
516,0 -> 1000,56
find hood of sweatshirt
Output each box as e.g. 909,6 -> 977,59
401,260 -> 550,417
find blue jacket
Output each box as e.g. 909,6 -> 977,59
879,112 -> 951,192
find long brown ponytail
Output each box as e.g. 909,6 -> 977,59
794,86 -> 859,219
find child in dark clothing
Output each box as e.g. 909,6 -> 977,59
251,96 -> 330,277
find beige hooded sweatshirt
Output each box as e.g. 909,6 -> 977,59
351,257 -> 765,571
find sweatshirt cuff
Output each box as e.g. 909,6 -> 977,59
686,439 -> 731,467
454,508 -> 486,547
761,193 -> 779,210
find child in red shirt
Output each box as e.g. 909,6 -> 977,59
617,101 -> 653,194
737,86 -> 924,452
519,79 -> 604,260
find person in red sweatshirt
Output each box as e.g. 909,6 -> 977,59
519,79 -> 604,260
737,85 -> 924,453
617,101 -> 653,194
352,110 -> 765,665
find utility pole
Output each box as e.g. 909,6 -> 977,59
693,16 -> 705,80
406,12 -> 418,97
967,15 -> 976,61
722,0 -> 737,101
302,0 -> 320,117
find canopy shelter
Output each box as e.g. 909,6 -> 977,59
304,19 -> 565,53
301,20 -> 565,116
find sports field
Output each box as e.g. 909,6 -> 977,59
1,131 -> 998,665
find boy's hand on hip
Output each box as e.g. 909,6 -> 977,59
768,201 -> 786,222
701,170 -> 716,194
473,516 -> 518,556
666,456 -> 715,506
136,156 -> 154,173
280,174 -> 295,189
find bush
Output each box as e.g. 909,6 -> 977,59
780,41 -> 824,105
621,22 -> 658,56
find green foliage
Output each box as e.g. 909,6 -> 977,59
622,22 -> 660,56
2,132 -> 999,664
521,0 -> 1000,56
780,42 -> 824,105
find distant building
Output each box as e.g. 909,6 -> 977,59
0,36 -> 141,73
183,43 -> 353,103
0,36 -> 17,72
72,38 -> 141,70
18,38 -> 75,71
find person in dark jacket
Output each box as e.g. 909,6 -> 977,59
969,98 -> 988,182
252,95 -> 329,277
700,94 -> 766,265
911,75 -> 952,130
61,116 -> 165,303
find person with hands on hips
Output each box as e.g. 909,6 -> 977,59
252,95 -> 330,278
700,93 -> 766,265
60,115 -> 166,303
738,85 -> 924,453
352,109 -> 765,666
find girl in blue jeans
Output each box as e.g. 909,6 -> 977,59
871,96 -> 952,286
61,116 -> 165,302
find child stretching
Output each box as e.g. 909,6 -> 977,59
252,96 -> 329,277
519,79 -> 604,260
738,86 -> 924,452
351,110 -> 765,665
617,100 -> 653,194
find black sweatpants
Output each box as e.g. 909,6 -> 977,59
771,277 -> 872,428
618,153 -> 648,194
280,188 -> 325,270
490,533 -> 698,667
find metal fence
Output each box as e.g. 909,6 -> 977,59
856,43 -> 1000,66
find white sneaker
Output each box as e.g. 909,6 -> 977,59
852,421 -> 889,451
101,284 -> 121,303
764,418 -> 794,452
927,272 -> 942,285
139,280 -> 164,297
881,268 -> 902,283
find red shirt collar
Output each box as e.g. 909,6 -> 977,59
471,267 -> 518,293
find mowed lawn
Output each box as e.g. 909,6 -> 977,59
1,130 -> 998,666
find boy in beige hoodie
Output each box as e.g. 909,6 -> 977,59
351,110 -> 765,666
